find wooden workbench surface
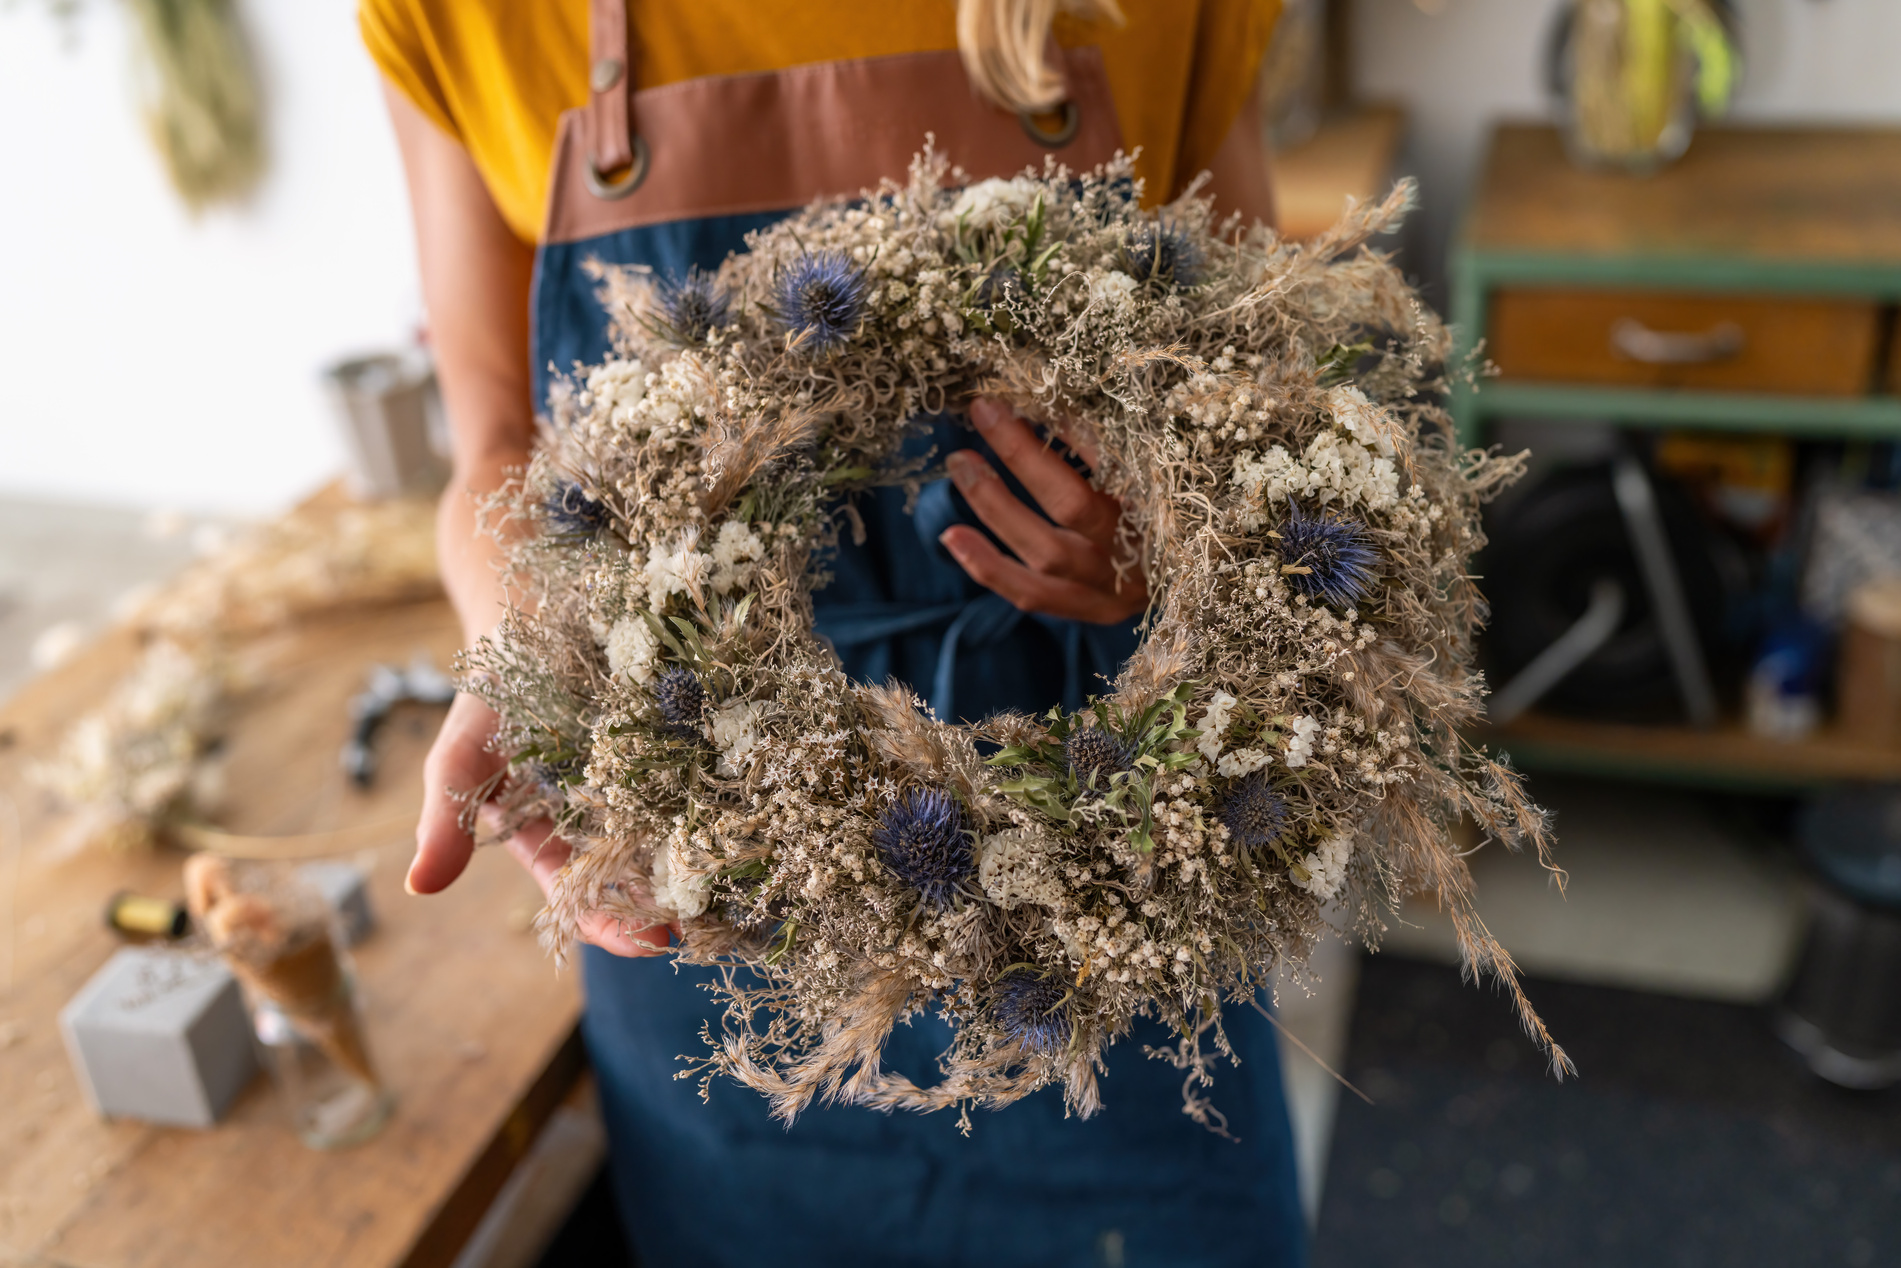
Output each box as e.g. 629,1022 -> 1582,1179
0,598 -> 583,1268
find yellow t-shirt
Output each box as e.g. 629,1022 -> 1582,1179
361,0 -> 1280,243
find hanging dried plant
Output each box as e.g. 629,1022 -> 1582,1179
124,0 -> 266,210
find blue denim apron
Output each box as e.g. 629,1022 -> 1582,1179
534,7 -> 1304,1263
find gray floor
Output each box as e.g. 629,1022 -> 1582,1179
0,494 -> 1812,1234
1272,772 -> 1807,1226
1380,775 -> 1805,1002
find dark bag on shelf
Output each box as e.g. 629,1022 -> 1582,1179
1483,461 -> 1747,722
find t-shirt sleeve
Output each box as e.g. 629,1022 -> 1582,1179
1172,0 -> 1281,195
358,0 -> 462,142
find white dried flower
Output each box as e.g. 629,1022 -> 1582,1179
708,699 -> 763,777
708,521 -> 766,595
650,830 -> 711,917
977,826 -> 1066,910
1284,715 -> 1321,768
586,359 -> 649,429
603,615 -> 659,685
1295,832 -> 1354,901
32,639 -> 231,826
1215,747 -> 1272,778
1195,691 -> 1238,764
642,531 -> 711,610
1086,269 -> 1139,310
640,353 -> 717,428
1230,429 -> 1401,528
944,176 -> 1039,230
1329,385 -> 1399,457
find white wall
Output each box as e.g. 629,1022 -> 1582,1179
3,1 -> 1898,516
0,1 -> 417,515
1353,0 -> 1901,295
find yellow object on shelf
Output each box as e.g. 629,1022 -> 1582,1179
1560,0 -> 1737,172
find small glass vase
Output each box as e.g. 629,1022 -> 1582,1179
1554,0 -> 1700,174
249,945 -> 392,1150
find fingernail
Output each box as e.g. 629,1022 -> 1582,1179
968,397 -> 1003,429
938,528 -> 965,558
945,450 -> 980,490
403,857 -> 422,896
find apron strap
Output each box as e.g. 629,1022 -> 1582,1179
585,0 -> 649,199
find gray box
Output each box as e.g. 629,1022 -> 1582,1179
298,860 -> 375,946
59,947 -> 258,1128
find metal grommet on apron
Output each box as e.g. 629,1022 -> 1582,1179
586,135 -> 649,200
531,4 -> 1306,1264
1020,100 -> 1082,148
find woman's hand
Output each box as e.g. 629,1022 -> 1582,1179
409,692 -> 673,957
938,396 -> 1148,623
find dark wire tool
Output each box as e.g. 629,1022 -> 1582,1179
340,657 -> 457,787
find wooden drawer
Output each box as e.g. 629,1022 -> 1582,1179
1487,290 -> 1881,397
1887,311 -> 1901,396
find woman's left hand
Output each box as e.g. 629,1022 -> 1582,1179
938,396 -> 1148,624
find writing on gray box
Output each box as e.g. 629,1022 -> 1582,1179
59,947 -> 258,1128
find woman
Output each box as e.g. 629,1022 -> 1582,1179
364,1 -> 1304,1262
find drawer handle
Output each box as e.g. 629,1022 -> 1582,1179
1610,317 -> 1745,365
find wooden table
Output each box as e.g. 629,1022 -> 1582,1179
0,599 -> 585,1267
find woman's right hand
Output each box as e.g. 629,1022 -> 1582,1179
410,692 -> 673,957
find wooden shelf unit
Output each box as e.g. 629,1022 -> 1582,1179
1450,123 -> 1901,789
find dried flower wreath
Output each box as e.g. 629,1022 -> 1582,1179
467,150 -> 1569,1127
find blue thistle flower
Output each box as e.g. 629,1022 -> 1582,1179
1277,503 -> 1378,607
1219,770 -> 1287,851
872,788 -> 971,908
656,266 -> 730,342
1121,219 -> 1204,289
774,250 -> 868,351
1065,726 -> 1131,794
652,666 -> 705,738
993,970 -> 1073,1052
523,751 -> 584,791
545,481 -> 609,537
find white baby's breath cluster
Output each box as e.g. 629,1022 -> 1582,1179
464,149 -> 1565,1128
33,640 -> 236,849
33,496 -> 447,852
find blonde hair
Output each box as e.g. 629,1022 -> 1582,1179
956,0 -> 1126,113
